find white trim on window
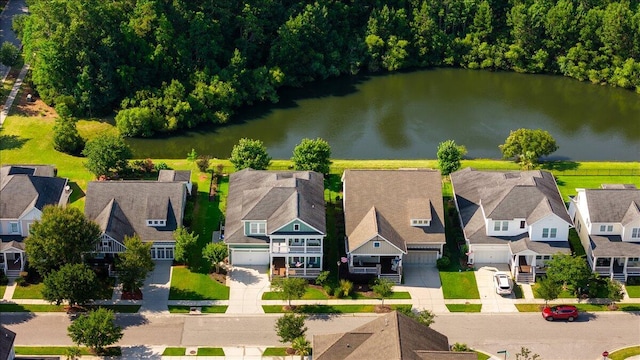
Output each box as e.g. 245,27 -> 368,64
293,224 -> 300,231
373,241 -> 381,248
9,222 -> 19,234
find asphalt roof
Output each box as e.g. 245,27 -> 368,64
0,165 -> 69,219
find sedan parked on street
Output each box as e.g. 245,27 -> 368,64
542,305 -> 579,321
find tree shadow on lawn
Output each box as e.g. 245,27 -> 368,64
540,160 -> 580,172
0,134 -> 28,150
168,287 -> 220,301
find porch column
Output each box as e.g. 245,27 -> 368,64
624,257 -> 629,274
20,252 -> 25,271
2,252 -> 6,273
609,257 -> 614,274
304,239 -> 307,253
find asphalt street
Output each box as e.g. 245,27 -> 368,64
2,312 -> 639,359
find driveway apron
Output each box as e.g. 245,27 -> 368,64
139,260 -> 172,314
474,264 -> 518,312
395,265 -> 448,313
226,266 -> 270,314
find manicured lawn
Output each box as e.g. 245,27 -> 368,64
197,348 -> 225,356
440,271 -> 480,299
531,283 -> 575,299
0,285 -> 5,298
262,304 -> 412,313
15,347 -> 93,356
554,173 -> 640,201
516,303 -> 640,312
609,346 -> 640,360
476,352 -> 491,360
261,288 -> 410,300
162,347 -> 186,356
12,282 -> 44,299
625,285 -> 640,298
352,291 -> 411,300
189,174 -> 227,272
567,229 -> 586,257
0,303 -> 66,312
263,348 -> 288,356
169,266 -> 229,300
446,304 -> 482,312
167,305 -> 228,313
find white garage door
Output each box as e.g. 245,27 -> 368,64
472,248 -> 510,264
232,249 -> 270,265
404,251 -> 438,264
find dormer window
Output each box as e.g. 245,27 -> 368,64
411,219 -> 431,227
599,225 -> 613,232
147,219 -> 166,227
250,222 -> 266,235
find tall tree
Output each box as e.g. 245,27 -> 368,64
53,117 -> 85,155
291,138 -> 332,175
545,254 -> 592,295
229,138 -> 271,170
26,206 -> 101,276
436,139 -> 466,175
117,235 -> 155,293
42,263 -> 100,307
536,276 -> 562,305
173,227 -> 199,268
499,128 -> 558,168
82,134 -> 132,178
67,308 -> 123,353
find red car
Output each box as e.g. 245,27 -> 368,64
542,305 -> 579,321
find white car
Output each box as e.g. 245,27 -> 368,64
493,272 -> 513,295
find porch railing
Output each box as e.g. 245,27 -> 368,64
270,244 -> 322,254
595,266 -> 610,274
627,266 -> 640,275
287,268 -> 321,277
349,266 -> 380,274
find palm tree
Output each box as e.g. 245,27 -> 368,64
291,336 -> 311,360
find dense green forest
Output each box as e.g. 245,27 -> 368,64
18,0 -> 640,136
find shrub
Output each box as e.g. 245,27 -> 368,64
315,271 -> 330,286
0,271 -> 8,286
53,117 -> 85,155
339,279 -> 353,297
451,343 -> 471,352
196,156 -> 211,173
436,256 -> 451,270
154,162 -> 169,171
16,277 -> 26,287
0,41 -> 20,66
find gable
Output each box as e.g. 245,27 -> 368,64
350,237 -> 406,255
271,219 -> 324,235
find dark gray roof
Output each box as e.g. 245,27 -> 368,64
85,181 -> 185,243
590,235 -> 640,257
0,165 -> 69,219
451,168 -> 572,246
343,170 -> 445,253
509,239 -> 571,255
313,311 -> 473,360
158,170 -> 191,183
584,188 -> 640,223
225,169 -> 325,245
0,325 -> 16,360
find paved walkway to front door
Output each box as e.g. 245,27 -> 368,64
225,266 -> 270,314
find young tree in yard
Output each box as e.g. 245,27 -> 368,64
82,134 -> 132,178
42,263 -> 100,307
173,227 -> 199,268
196,155 -> 211,173
26,206 -> 101,276
117,235 -> 154,293
229,138 -> 272,170
436,139 -> 467,176
186,148 -> 198,162
53,117 -> 85,155
545,254 -> 592,296
272,277 -> 307,307
291,138 -> 332,175
605,278 -> 624,307
372,278 -> 394,307
67,308 -> 123,353
202,242 -> 228,273
275,313 -> 307,344
536,276 -> 562,305
291,336 -> 311,360
0,41 -> 20,66
499,129 -> 558,168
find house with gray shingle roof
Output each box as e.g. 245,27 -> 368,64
342,170 -> 446,284
224,169 -> 325,278
0,326 -> 16,360
312,311 -> 476,360
568,184 -> 640,283
84,171 -> 189,261
451,168 -> 573,283
0,165 -> 71,275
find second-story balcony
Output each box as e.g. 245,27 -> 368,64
271,243 -> 322,254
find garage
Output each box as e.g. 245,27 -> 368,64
231,249 -> 270,265
471,246 -> 510,264
404,251 -> 438,265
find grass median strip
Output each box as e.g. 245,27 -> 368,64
262,304 -> 412,314
0,303 -> 140,313
15,347 -> 92,355
261,289 -> 411,300
263,348 -> 288,356
516,303 -> 640,312
162,347 -> 186,356
446,304 -> 482,312
167,305 -> 228,313
197,348 -> 225,356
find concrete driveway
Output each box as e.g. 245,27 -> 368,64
139,260 -> 173,314
474,264 -> 518,312
226,266 -> 270,314
395,265 -> 447,312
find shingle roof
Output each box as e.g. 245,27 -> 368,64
451,168 -> 572,246
509,238 -> 571,255
224,169 -> 325,245
158,170 -> 191,183
590,235 -> 640,257
0,325 -> 16,360
584,188 -> 640,223
313,311 -> 475,360
0,165 -> 69,219
84,181 -> 185,243
343,170 -> 445,252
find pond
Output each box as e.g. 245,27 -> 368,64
127,68 -> 640,161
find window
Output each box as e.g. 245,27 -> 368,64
536,255 -> 542,260
9,222 -> 18,233
600,225 -> 614,232
102,240 -> 110,248
250,222 -> 266,235
153,220 -> 159,225
600,225 -> 606,232
520,221 -> 526,229
542,228 -> 557,238
373,242 -> 381,248
502,222 -> 508,231
542,228 -> 549,238
550,228 -> 557,238
543,255 -> 551,260
632,228 -> 640,238
494,221 -> 508,231
293,224 -> 300,231
494,222 -> 501,231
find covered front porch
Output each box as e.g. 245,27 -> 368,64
508,239 -> 571,283
271,255 -> 322,279
0,241 -> 26,277
592,256 -> 640,283
348,255 -> 403,284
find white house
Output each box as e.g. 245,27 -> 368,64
224,169 -> 326,279
451,168 -> 573,283
0,165 -> 71,276
342,169 -> 446,284
568,184 -> 640,283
